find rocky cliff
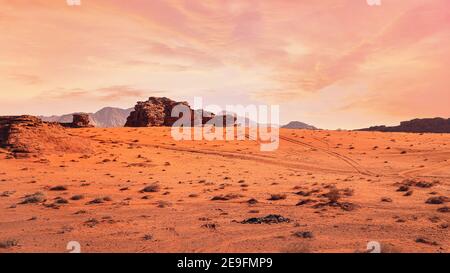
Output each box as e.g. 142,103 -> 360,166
358,118 -> 450,133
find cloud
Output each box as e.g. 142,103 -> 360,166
40,85 -> 165,102
1,0 -> 450,127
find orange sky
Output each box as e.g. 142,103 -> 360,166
0,0 -> 449,129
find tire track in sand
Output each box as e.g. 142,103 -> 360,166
278,135 -> 376,176
121,141 -> 361,175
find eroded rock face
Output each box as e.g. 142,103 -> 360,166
0,116 -> 43,149
0,115 -> 92,158
125,97 -> 215,127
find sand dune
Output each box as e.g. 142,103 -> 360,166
0,128 -> 449,253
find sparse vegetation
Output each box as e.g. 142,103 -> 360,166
241,214 -> 290,224
70,195 -> 84,201
140,183 -> 160,193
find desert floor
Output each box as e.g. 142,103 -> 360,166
0,128 -> 449,253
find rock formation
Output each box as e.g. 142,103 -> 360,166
60,113 -> 94,128
282,121 -> 317,130
0,116 -> 92,158
125,97 -> 224,127
358,118 -> 450,133
40,107 -> 133,128
126,97 -> 186,127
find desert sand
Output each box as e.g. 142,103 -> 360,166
0,128 -> 449,253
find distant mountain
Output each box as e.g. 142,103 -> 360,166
40,107 -> 133,128
357,118 -> 450,133
281,121 -> 317,130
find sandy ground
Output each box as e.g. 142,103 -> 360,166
0,128 -> 449,253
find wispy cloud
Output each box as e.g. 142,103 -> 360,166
40,85 -> 165,102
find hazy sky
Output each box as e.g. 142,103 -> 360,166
1,0 -> 449,129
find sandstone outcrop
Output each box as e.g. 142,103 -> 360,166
125,97 -> 235,127
0,116 -> 92,158
282,121 -> 317,130
358,118 -> 450,133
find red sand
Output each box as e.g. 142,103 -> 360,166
0,128 -> 449,253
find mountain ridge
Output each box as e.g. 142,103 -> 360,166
39,107 -> 133,128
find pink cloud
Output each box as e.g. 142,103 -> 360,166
1,0 -> 449,126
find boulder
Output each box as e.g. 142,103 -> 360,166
60,113 -> 94,128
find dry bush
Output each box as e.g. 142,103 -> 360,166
140,183 -> 160,193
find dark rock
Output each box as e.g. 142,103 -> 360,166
72,114 -> 93,128
338,202 -> 358,211
282,121 -> 317,130
60,114 -> 94,128
415,237 -> 438,246
40,107 -> 133,128
49,185 -> 68,191
296,199 -> 316,206
54,198 -> 69,204
211,193 -> 242,201
0,239 -> 18,249
140,183 -> 160,193
125,97 -> 211,127
84,218 -> 99,228
125,97 -> 236,127
267,194 -> 287,201
0,115 -> 92,157
70,195 -> 84,201
19,192 -> 46,204
241,214 -> 291,224
86,198 -> 105,205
